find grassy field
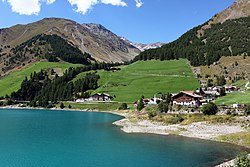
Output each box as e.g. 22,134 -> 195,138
76,60 -> 200,102
215,92 -> 250,105
232,80 -> 248,89
0,62 -> 81,97
216,132 -> 250,148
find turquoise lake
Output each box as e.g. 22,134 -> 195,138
0,109 -> 248,167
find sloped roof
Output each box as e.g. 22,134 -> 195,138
92,93 -> 113,97
173,91 -> 203,98
181,91 -> 203,98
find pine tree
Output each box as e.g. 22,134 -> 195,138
60,102 -> 65,109
137,98 -> 144,111
68,104 -> 72,109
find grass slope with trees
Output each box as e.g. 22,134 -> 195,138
8,62 -> 121,107
0,62 -> 82,97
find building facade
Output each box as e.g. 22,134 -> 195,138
172,91 -> 202,106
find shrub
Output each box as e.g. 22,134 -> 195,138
245,105 -> 250,115
170,115 -> 184,124
201,102 -> 218,115
158,101 -> 169,113
30,100 -> 37,107
119,103 -> 128,110
226,110 -> 232,115
47,103 -> 54,108
60,102 -> 65,109
6,100 -> 13,105
148,110 -> 157,119
220,87 -> 226,96
234,152 -> 250,167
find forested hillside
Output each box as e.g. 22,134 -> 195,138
134,16 -> 250,66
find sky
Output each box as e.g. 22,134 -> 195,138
0,0 -> 235,44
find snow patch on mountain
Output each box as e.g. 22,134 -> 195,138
120,37 -> 165,51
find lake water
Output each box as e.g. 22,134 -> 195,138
0,109 -> 248,167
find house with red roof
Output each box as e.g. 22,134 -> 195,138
172,91 -> 203,107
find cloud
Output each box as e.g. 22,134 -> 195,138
135,0 -> 143,8
3,0 -> 41,15
68,0 -> 98,14
2,0 -> 56,15
68,0 -> 127,14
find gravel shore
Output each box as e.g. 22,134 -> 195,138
113,118 -> 247,140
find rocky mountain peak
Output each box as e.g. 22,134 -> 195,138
212,0 -> 250,24
81,23 -> 116,41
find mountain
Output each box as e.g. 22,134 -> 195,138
0,18 -> 140,64
135,0 -> 250,67
120,37 -> 165,51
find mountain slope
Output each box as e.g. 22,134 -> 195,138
197,0 -> 250,37
1,33 -> 95,73
0,18 -> 140,63
135,0 -> 250,67
214,0 -> 250,23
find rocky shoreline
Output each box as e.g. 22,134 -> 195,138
113,117 -> 250,167
113,118 -> 248,141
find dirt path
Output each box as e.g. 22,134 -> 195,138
245,81 -> 250,89
130,73 -> 192,78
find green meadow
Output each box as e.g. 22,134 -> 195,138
0,59 -> 200,102
0,62 -> 81,97
215,92 -> 250,105
78,59 -> 200,102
